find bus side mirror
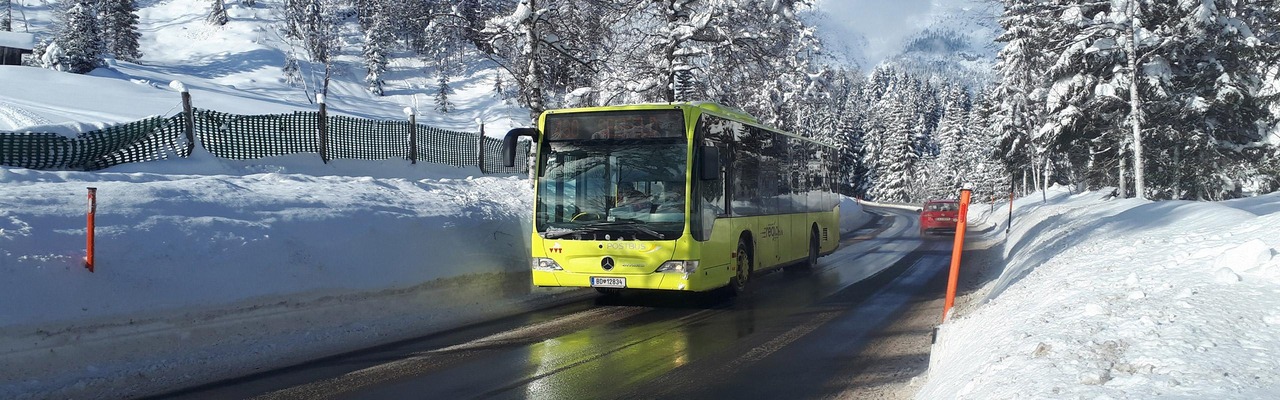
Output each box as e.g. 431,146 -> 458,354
503,128 -> 540,168
698,146 -> 719,181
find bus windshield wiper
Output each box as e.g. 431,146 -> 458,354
541,220 -> 665,240
542,226 -> 608,239
584,220 -> 665,240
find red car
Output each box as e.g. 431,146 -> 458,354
919,200 -> 960,236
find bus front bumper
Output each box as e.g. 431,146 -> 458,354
533,270 -> 719,292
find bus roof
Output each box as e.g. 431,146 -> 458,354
539,102 -> 834,148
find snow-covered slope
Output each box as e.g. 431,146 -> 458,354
0,0 -> 529,135
0,153 -> 563,399
921,187 -> 1280,398
812,0 -> 1000,86
881,0 -> 1002,89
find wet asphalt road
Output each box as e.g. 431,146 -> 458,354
161,206 -> 954,400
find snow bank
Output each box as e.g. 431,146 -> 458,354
0,155 -> 586,399
920,187 -> 1280,399
839,196 -> 872,233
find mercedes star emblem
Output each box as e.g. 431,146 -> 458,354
601,256 -> 615,271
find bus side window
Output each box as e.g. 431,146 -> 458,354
693,116 -> 729,241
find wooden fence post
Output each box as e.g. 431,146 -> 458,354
405,107 -> 417,164
477,122 -> 486,174
181,91 -> 194,156
169,80 -> 195,157
317,94 -> 328,164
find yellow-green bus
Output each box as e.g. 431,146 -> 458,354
502,102 -> 840,295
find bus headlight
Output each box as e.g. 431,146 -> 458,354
656,260 -> 698,274
532,258 -> 563,271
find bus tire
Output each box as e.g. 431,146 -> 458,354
806,228 -> 820,269
730,237 -> 752,296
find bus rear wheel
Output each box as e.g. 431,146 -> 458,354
806,230 -> 820,269
730,238 -> 752,296
786,229 -> 820,273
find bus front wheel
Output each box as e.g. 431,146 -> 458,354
730,238 -> 752,296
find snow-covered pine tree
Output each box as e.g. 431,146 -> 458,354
872,100 -> 923,203
2,0 -> 11,31
290,0 -> 338,96
351,0 -> 374,30
300,0 -> 334,63
992,0 -> 1055,193
435,74 -> 452,112
455,0 -> 504,49
361,3 -> 391,96
492,71 -> 509,100
930,85 -> 971,197
424,2 -> 471,112
1153,0 -> 1270,200
832,73 -> 871,198
282,0 -> 306,41
966,86 -> 1012,200
46,0 -> 103,74
100,0 -> 142,61
207,0 -> 227,25
282,52 -> 301,87
712,0 -> 820,123
1034,1 -> 1129,193
865,71 -> 925,202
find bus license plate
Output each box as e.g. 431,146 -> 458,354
591,277 -> 626,288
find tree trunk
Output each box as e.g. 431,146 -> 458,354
1126,0 -> 1146,200
1022,168 -> 1029,196
1118,147 -> 1126,198
1041,157 -> 1048,203
1030,158 -> 1040,194
526,0 -> 544,120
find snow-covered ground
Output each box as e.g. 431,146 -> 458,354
921,187 -> 1280,399
0,155 -> 555,399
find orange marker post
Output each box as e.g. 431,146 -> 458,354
85,187 -> 96,272
942,188 -> 971,322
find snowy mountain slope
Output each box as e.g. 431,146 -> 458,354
921,187 -> 1280,398
881,0 -> 1001,88
1,0 -> 529,134
812,0 -> 1000,86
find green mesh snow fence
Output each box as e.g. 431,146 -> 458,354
480,135 -> 530,174
193,109 -> 319,160
415,124 -> 475,167
328,115 -> 410,160
2,109 -> 530,173
0,115 -> 188,171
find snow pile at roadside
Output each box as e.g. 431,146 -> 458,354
839,196 -> 871,232
0,154 -> 561,399
920,187 -> 1280,398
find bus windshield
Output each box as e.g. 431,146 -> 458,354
535,136 -> 688,241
